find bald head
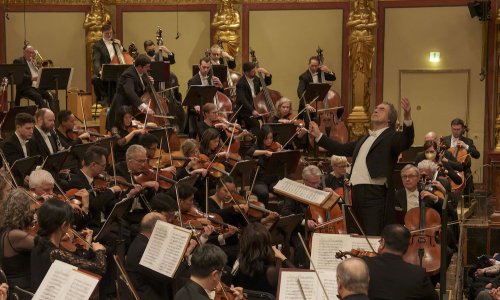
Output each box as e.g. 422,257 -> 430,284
337,258 -> 369,297
424,131 -> 437,143
140,212 -> 167,235
23,45 -> 36,60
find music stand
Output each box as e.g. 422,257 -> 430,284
265,150 -> 301,178
10,155 -> 41,187
150,61 -> 170,87
65,142 -> 97,169
176,174 -> 199,188
0,106 -> 37,139
101,64 -> 131,107
211,65 -> 228,84
182,85 -> 217,108
41,149 -> 70,179
36,67 -> 73,113
269,214 -> 304,246
302,83 -> 331,104
95,136 -> 117,153
0,64 -> 25,108
148,128 -> 177,153
229,159 -> 257,192
266,123 -> 297,146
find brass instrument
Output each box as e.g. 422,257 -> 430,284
33,50 -> 54,69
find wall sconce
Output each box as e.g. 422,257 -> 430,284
429,52 -> 441,62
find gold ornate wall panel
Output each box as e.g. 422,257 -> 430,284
1,0 -> 347,4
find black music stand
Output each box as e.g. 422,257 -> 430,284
265,150 -> 301,178
150,62 -> 170,89
10,155 -> 41,187
177,174 -> 199,188
302,83 -> 331,104
41,149 -> 70,179
101,64 -> 131,109
270,214 -> 304,246
37,67 -> 73,114
0,64 -> 25,109
0,106 -> 36,139
229,159 -> 257,192
182,85 -> 217,108
65,142 -> 97,169
266,123 -> 297,146
148,128 -> 177,153
192,65 -> 227,84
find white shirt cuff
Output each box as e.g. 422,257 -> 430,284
315,133 -> 323,143
138,103 -> 148,112
218,234 -> 226,246
403,120 -> 413,126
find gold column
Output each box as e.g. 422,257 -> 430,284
83,0 -> 111,79
346,0 -> 377,140
495,9 -> 500,151
211,0 -> 241,59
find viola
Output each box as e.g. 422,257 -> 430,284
134,165 -> 177,190
335,249 -> 378,260
196,154 -> 229,178
214,282 -> 247,300
266,141 -> 282,152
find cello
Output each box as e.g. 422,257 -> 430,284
250,49 -> 282,123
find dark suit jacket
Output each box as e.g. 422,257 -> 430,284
297,69 -> 336,120
12,57 -> 34,91
235,75 -> 272,118
186,73 -> 222,113
344,295 -> 370,300
363,253 -> 438,300
442,135 -> 480,160
216,57 -> 236,70
30,127 -> 62,158
125,234 -> 172,300
106,66 -> 147,130
92,39 -> 112,77
173,279 -> 210,300
2,133 -> 37,166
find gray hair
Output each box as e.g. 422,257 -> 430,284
302,165 -> 322,181
401,164 -> 419,177
140,212 -> 166,234
417,160 -> 438,173
29,169 -> 55,189
126,144 -> 146,161
337,257 -> 370,295
383,102 -> 398,129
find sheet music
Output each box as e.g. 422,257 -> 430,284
277,270 -> 339,300
139,220 -> 192,278
350,236 -> 380,252
33,260 -> 99,300
274,178 -> 331,206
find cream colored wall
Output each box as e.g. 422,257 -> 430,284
5,12 -> 87,109
384,6 -> 485,182
123,11 -> 211,98
249,9 -> 343,112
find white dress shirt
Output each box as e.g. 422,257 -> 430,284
15,131 -> 29,157
310,70 -> 319,83
103,39 -> 116,62
35,126 -> 54,154
405,188 -> 419,211
199,72 -> 209,86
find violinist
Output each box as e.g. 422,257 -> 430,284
173,244 -> 245,300
55,110 -> 91,148
144,39 -> 175,64
208,176 -> 248,227
200,128 -> 229,163
186,57 -> 224,138
105,54 -> 156,132
362,224 -> 438,300
297,55 -> 336,121
198,103 -> 229,141
209,44 -> 236,70
111,105 -> 147,162
324,155 -> 350,190
30,199 -> 107,291
0,188 -> 37,296
2,113 -> 37,167
245,125 -> 282,206
65,146 -> 122,231
176,139 -> 209,180
138,133 -> 176,175
235,61 -> 272,135
31,108 -> 64,158
269,97 -> 306,150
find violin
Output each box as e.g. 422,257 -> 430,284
266,141 -> 282,152
94,173 -> 136,190
335,249 -> 378,260
133,165 -> 177,190
66,128 -> 105,142
60,229 -> 92,253
196,154 -> 229,178
228,192 -> 276,220
214,282 -> 247,300
181,207 -> 236,234
149,149 -> 191,169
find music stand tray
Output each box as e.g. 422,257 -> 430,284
10,155 -> 41,186
182,85 -> 217,108
94,196 -> 134,242
265,150 -> 301,178
101,64 -> 131,82
302,83 -> 331,104
66,142 -> 98,168
42,149 -> 70,177
150,61 -> 170,84
269,214 -> 304,246
0,64 -> 26,85
266,123 -> 297,146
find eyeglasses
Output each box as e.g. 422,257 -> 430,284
401,174 -> 417,179
131,158 -> 148,164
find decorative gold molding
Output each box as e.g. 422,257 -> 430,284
1,0 -> 347,5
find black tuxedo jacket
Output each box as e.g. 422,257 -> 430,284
66,169 -> 117,230
317,125 -> 414,181
363,253 -> 438,300
442,135 -> 480,159
1,133 -> 37,166
30,127 -> 62,158
106,66 -> 147,130
297,69 -> 336,120
186,73 -> 223,113
394,188 -> 445,216
91,39 -> 112,77
12,57 -> 34,91
125,234 -> 172,300
173,279 -> 210,300
152,51 -> 176,64
235,75 -> 272,118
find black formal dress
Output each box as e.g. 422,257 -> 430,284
316,124 -> 414,235
362,253 -> 438,300
106,66 -> 147,131
173,279 -> 210,300
296,69 -> 336,121
12,56 -> 51,108
235,75 -> 272,135
0,228 -> 33,294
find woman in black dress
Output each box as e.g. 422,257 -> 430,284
111,105 -> 147,162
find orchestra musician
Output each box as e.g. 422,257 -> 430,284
176,139 -> 209,179
2,113 -> 37,166
324,155 -> 350,190
269,97 -> 306,149
55,110 -> 91,148
198,103 -> 228,140
415,140 -> 463,187
0,188 -> 37,296
297,55 -> 336,120
307,97 -> 414,235
30,199 -> 107,291
173,244 -> 245,300
235,62 -> 272,135
186,57 -> 224,138
209,44 -> 236,70
31,108 -> 64,158
232,222 -> 293,296
105,54 -> 156,132
362,224 -> 438,300
200,128 -> 229,162
111,106 -> 147,162
91,22 -> 122,105
208,176 -> 248,227
13,44 -> 52,108
144,39 -> 175,64
336,258 -> 370,300
0,176 -> 12,206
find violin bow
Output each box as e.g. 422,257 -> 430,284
79,92 -> 89,135
70,228 -> 94,250
0,150 -> 18,188
297,232 -> 330,300
218,178 -> 250,225
205,177 -> 210,219
174,184 -> 183,227
247,166 -> 260,202
53,180 -> 71,202
110,140 -> 118,187
155,137 -> 163,183
164,126 -> 173,167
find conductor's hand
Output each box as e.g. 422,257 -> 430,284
401,97 -> 411,120
309,121 -> 321,139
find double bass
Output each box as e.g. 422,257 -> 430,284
250,49 -> 282,123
